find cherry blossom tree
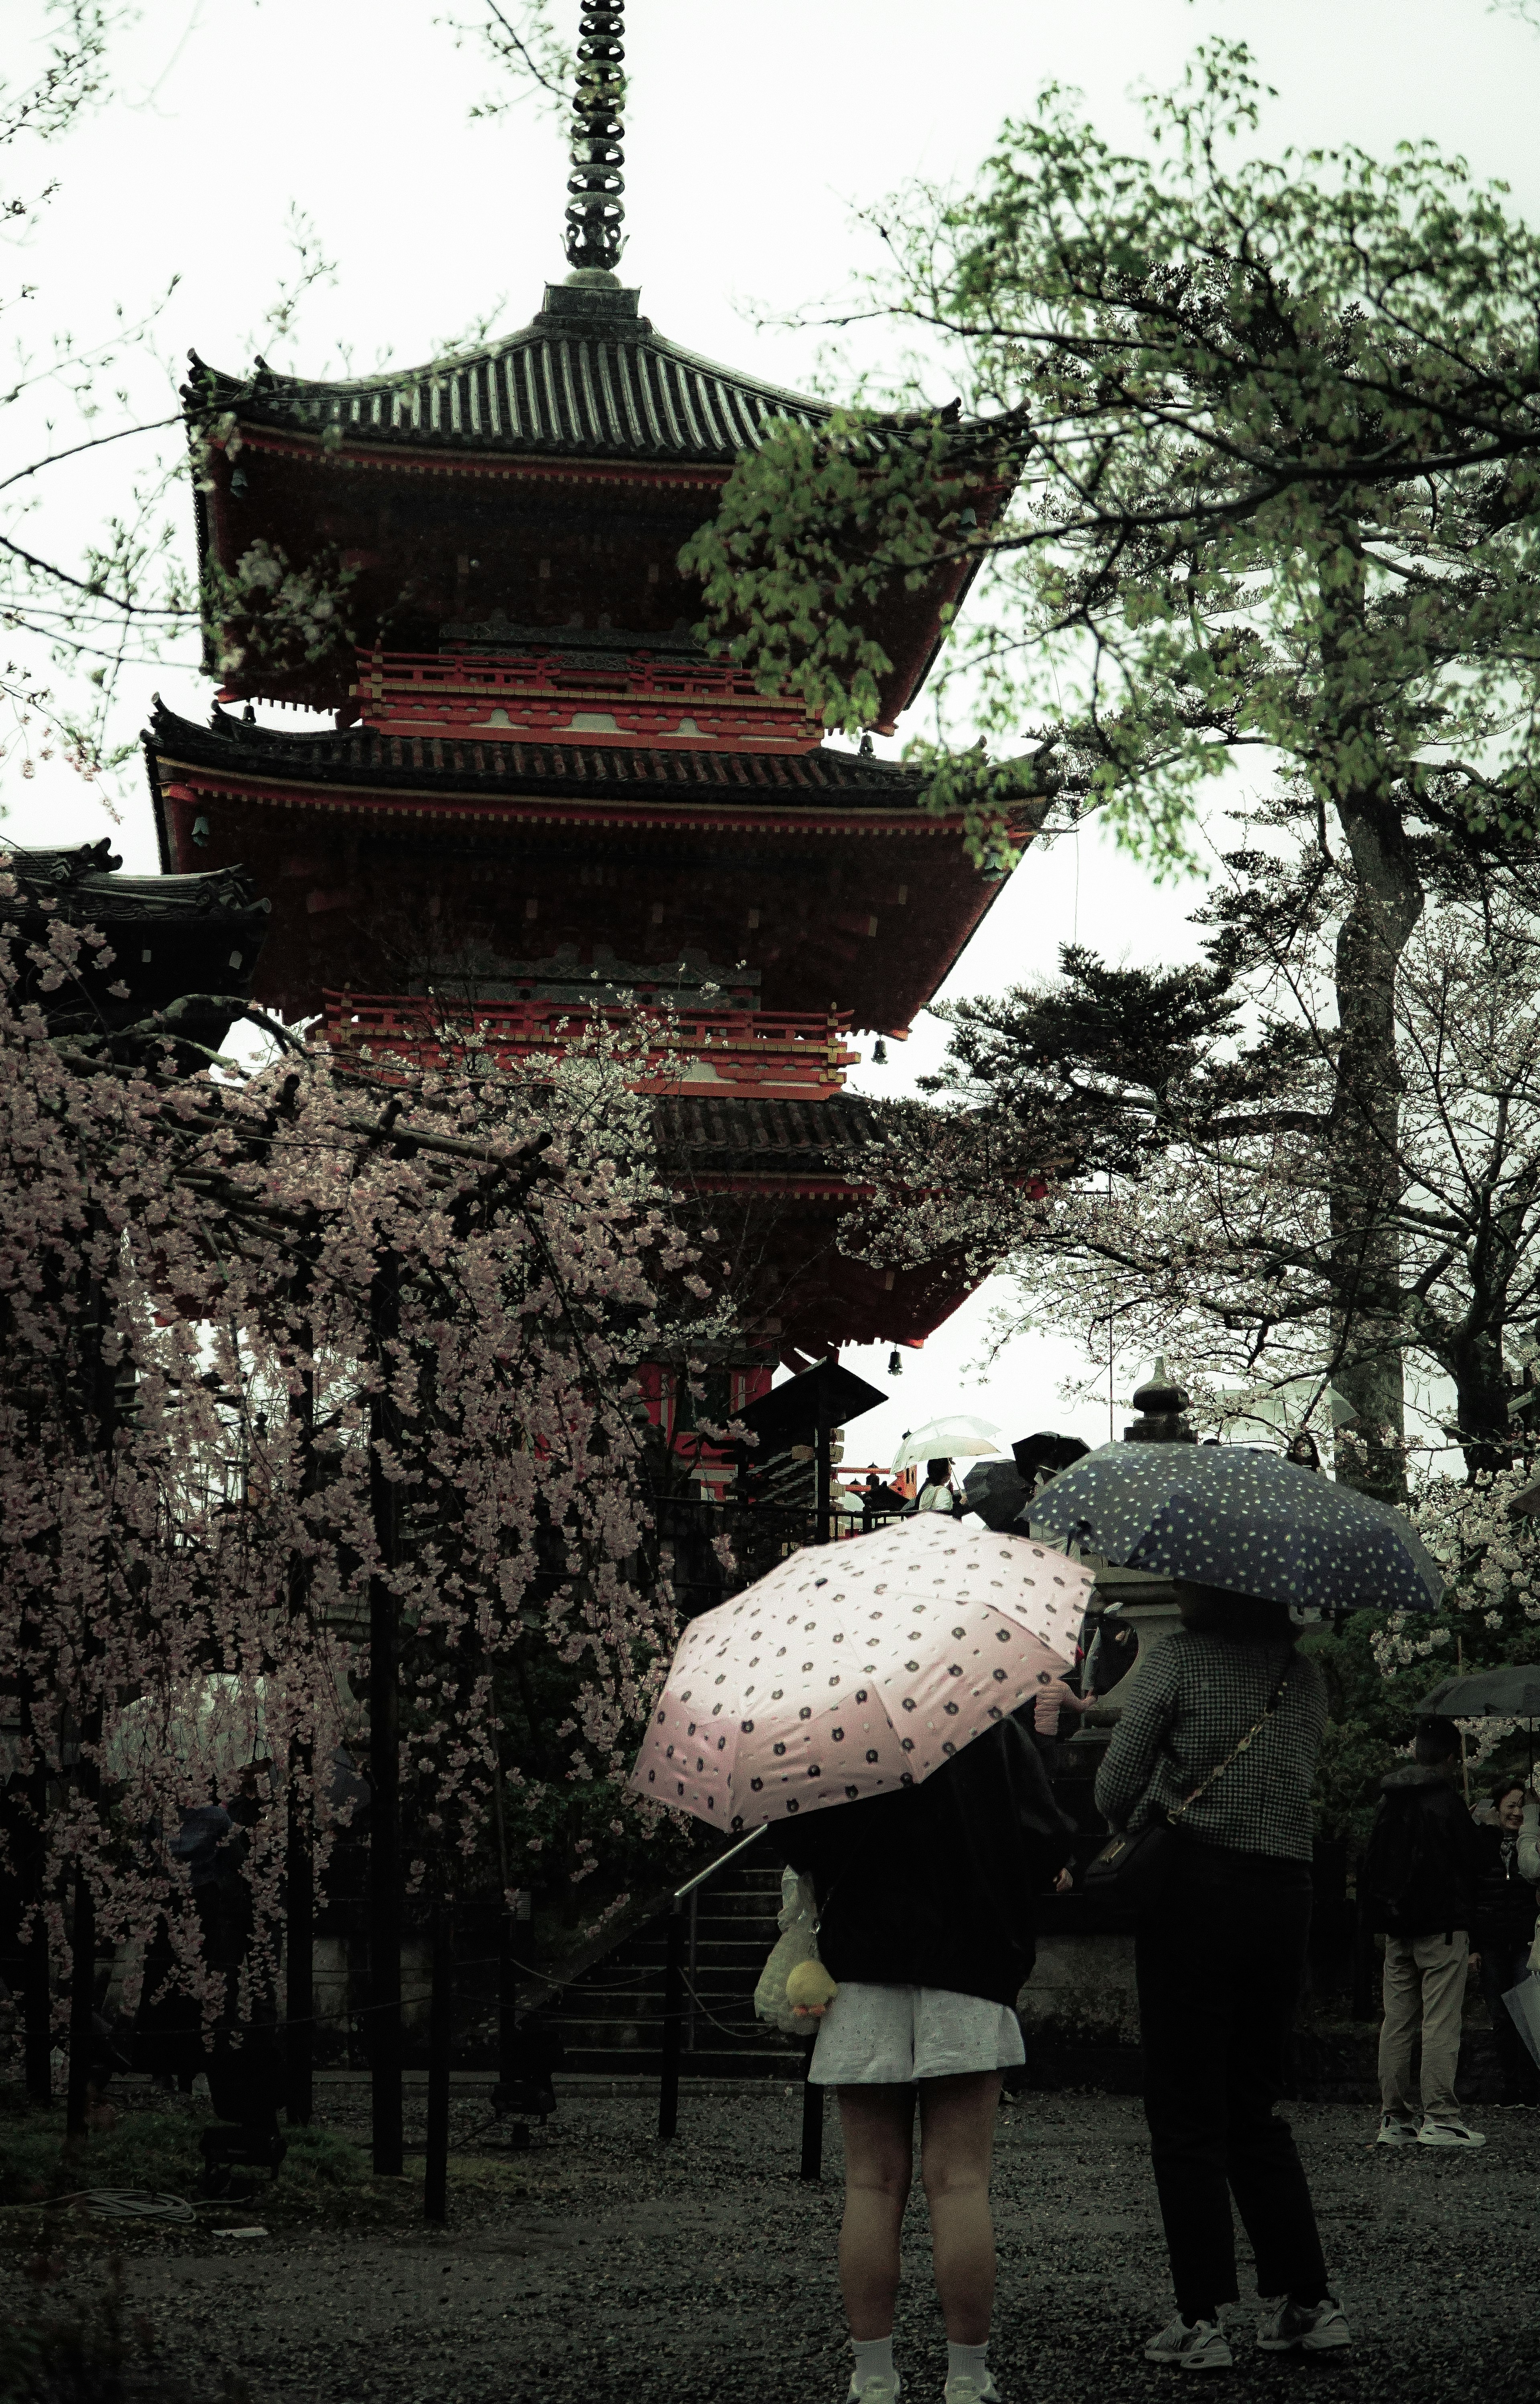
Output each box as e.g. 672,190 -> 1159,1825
0,901 -> 717,2131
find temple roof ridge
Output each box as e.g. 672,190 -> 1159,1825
146,696 -> 940,805
183,289 -> 838,468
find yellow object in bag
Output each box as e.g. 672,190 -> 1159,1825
785,1958 -> 839,2019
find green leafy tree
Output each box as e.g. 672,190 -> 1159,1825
688,40 -> 1540,1496
910,881 -> 1540,1482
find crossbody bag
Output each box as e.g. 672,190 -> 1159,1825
1083,1653 -> 1296,1911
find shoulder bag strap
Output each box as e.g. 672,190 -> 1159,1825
1167,1651 -> 1296,1827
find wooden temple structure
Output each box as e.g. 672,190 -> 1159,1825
144,0 -> 1044,1454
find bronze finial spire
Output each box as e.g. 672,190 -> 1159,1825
564,4 -> 626,276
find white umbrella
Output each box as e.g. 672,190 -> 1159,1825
891,1414 -> 1004,1473
1214,1374 -> 1357,1433
104,1673 -> 270,1790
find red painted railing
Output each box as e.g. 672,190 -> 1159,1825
349,647 -> 819,754
322,991 -> 858,1095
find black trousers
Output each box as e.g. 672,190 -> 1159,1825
1136,1843 -> 1329,2323
1478,1938 -> 1540,2099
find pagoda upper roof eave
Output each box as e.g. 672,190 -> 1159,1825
146,759 -> 1009,844
183,295 -> 841,476
143,702 -> 1047,844
222,420 -> 737,494
183,287 -> 1001,480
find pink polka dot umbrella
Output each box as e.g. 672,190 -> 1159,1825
630,1515 -> 1094,1831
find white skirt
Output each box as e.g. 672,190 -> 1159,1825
807,1980 -> 1025,2085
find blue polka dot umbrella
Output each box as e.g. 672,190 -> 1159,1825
1025,1444 -> 1442,1614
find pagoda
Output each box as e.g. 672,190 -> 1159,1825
144,2 -> 1044,1438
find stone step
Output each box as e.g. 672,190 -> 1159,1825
543,1847 -> 793,2079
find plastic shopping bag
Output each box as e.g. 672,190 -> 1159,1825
1502,1972 -> 1540,2072
753,1865 -> 821,2036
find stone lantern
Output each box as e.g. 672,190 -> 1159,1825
1076,1356 -> 1196,1728
1121,1356 -> 1197,1444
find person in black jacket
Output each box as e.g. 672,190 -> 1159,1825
771,1715 -> 1074,2404
1471,1777 -> 1540,2104
1095,1586 -> 1342,2370
1362,1717 -> 1490,2148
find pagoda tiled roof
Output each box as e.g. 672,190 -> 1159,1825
146,701 -> 941,819
185,282 -> 833,469
651,1091 -> 894,1177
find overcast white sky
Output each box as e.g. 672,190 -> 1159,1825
6,0 -> 1538,1468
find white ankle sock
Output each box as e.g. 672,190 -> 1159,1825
851,2335 -> 896,2392
947,2339 -> 989,2386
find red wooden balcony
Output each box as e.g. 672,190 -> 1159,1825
348,647 -> 819,754
322,991 -> 859,1097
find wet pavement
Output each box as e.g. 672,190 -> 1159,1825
4,2087 -> 1536,2403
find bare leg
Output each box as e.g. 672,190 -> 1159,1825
918,2071 -> 1002,2344
836,2084 -> 916,2340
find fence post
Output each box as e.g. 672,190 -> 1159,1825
498,1901 -> 520,2096
367,1255 -> 403,2179
658,1901 -> 685,2140
800,2038 -> 823,2179
686,1887 -> 699,2054
285,1755 -> 314,2126
424,1891 -> 453,2224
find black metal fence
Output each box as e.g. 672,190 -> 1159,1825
653,1490 -> 906,1621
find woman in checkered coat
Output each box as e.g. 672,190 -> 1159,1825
1094,1584 -> 1348,2371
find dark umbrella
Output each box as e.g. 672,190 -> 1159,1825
1422,1666 -> 1540,1718
1025,1443 -> 1442,1614
963,1458 -> 1032,1531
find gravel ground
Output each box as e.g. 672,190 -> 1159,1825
4,2088 -> 1538,2404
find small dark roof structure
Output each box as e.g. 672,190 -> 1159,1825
0,838 -> 270,1053
738,1357 -> 888,1454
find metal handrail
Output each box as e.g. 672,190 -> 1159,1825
652,1818 -> 825,2181
670,1823 -> 764,1904
658,1824 -> 773,2143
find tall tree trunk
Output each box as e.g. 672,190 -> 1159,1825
1328,794 -> 1423,1503
1447,1318 -> 1520,1483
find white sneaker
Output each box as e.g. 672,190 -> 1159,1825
1375,2112 -> 1419,2146
1417,2119 -> 1487,2147
943,2378 -> 1000,2404
1257,2294 -> 1353,2353
848,2381 -> 900,2404
1143,2314 -> 1234,2370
